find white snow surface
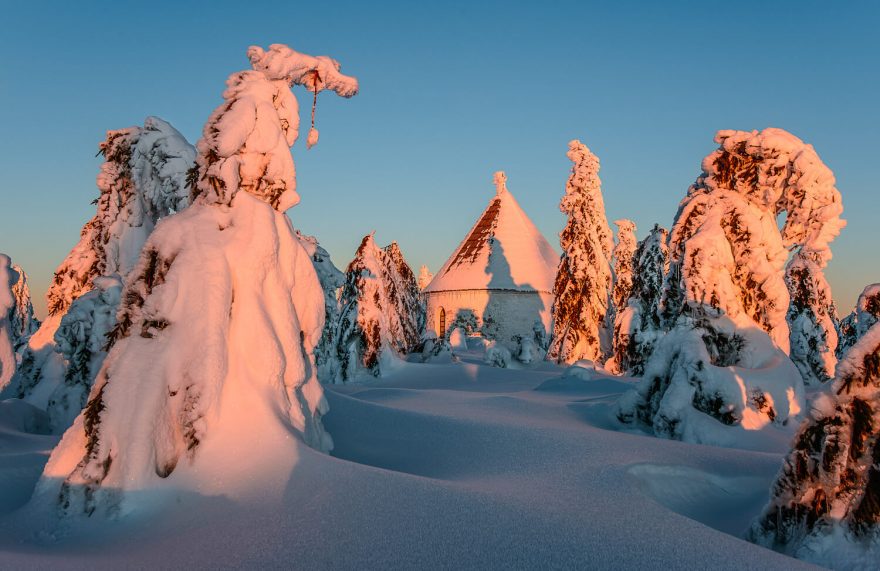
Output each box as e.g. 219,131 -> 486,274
0,347 -> 819,569
424,172 -> 559,294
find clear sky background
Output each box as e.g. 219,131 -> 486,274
1,0 -> 877,318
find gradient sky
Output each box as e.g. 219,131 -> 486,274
1,0 -> 877,318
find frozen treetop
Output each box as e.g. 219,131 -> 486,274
247,44 -> 359,97
425,173 -> 558,294
697,128 -> 845,264
193,43 -> 358,212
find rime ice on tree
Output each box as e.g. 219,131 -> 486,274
10,117 -> 195,426
605,219 -> 637,373
607,224 -> 668,376
335,234 -> 423,381
547,140 -> 613,364
35,43 -> 357,517
616,129 -> 820,445
0,255 -> 38,390
417,265 -> 434,291
297,232 -> 346,384
836,283 -> 880,359
749,320 -> 880,566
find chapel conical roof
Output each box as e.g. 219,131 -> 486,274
424,172 -> 559,294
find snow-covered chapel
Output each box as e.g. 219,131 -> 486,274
423,172 -> 559,350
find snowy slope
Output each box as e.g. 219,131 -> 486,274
0,351 -> 819,569
425,172 -> 559,294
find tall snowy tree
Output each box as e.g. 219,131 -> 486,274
605,219 -> 636,372
10,117 -> 195,421
617,129 -> 819,444
335,235 -> 423,380
1,255 -> 21,391
547,139 -> 613,364
749,320 -> 880,567
35,44 -> 358,517
836,283 -> 880,359
297,231 -> 345,383
607,225 -> 668,376
8,262 -> 39,353
786,251 -> 839,385
417,265 -> 433,290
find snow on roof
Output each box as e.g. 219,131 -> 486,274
425,172 -> 559,294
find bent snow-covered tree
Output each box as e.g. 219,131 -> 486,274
749,320 -> 880,567
617,129 -> 817,445
608,224 -> 668,376
547,140 -> 613,364
417,265 -> 433,291
36,44 -> 358,517
10,117 -> 195,425
836,283 -> 880,360
297,231 -> 345,383
335,235 -> 423,381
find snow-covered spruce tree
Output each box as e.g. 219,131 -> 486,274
11,117 -> 195,411
604,219 -> 637,373
45,276 -> 122,433
1,255 -> 21,390
748,320 -> 880,566
46,117 -> 195,317
836,284 -> 880,360
297,231 -> 345,383
335,235 -> 423,380
616,129 -> 816,445
547,139 -> 613,364
417,265 -> 433,290
36,44 -> 357,517
608,224 -> 668,376
786,250 -> 838,385
8,262 -> 40,353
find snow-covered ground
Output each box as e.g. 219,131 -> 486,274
0,342 -> 818,569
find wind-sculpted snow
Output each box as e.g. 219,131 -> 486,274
548,140 -> 613,364
34,43 -> 355,517
749,321 -> 880,567
335,235 -> 423,381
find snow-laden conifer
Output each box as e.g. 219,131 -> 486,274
0,255 -> 24,390
7,261 -> 39,353
36,44 -> 357,517
11,117 -> 195,417
297,232 -> 345,383
836,284 -> 880,360
617,129 -> 817,444
547,140 -> 612,364
605,219 -> 636,372
335,235 -> 423,380
607,225 -> 668,375
749,320 -> 880,566
46,276 -> 122,432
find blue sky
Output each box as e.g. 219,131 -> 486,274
1,0 -> 877,317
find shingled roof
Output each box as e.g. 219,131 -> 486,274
424,172 -> 559,294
